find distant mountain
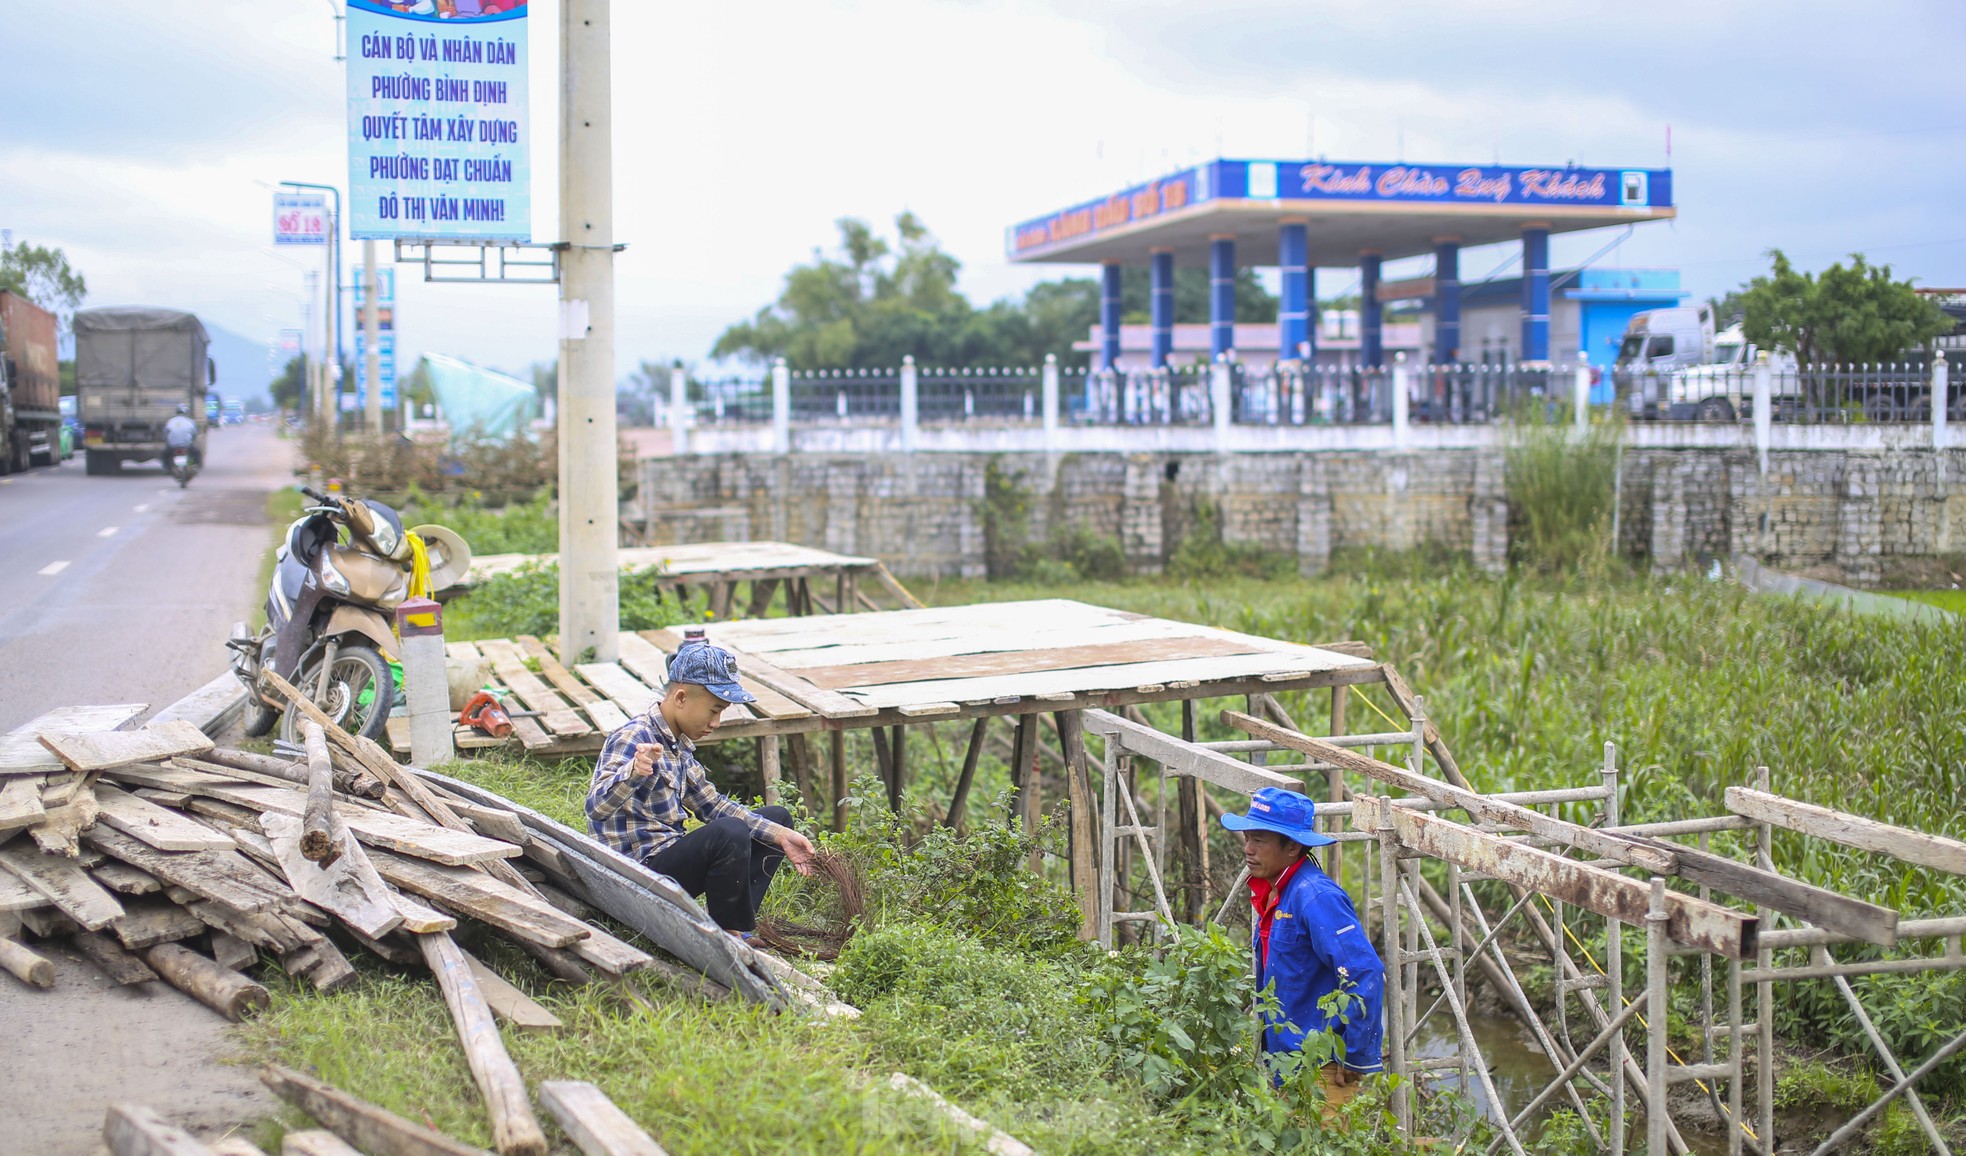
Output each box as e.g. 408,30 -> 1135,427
205,322 -> 279,405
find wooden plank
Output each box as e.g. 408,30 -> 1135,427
763,615 -> 1238,672
72,930 -> 159,985
29,784 -> 100,858
575,661 -> 659,718
370,851 -> 592,949
92,783 -> 238,852
849,649 -> 1375,710
0,869 -> 51,912
9,703 -> 149,736
613,632 -> 673,691
1725,786 -> 1966,877
155,777 -> 523,868
417,932 -> 549,1156
282,1131 -> 363,1156
1081,709 -> 1303,795
517,636 -> 629,732
706,598 -> 1139,654
260,1065 -> 493,1156
0,842 -> 126,929
538,1081 -> 667,1156
94,862 -> 163,894
149,671 -> 247,736
0,777 -> 46,830
430,795 -> 529,845
0,934 -> 56,987
260,812 -> 405,939
111,897 -> 210,951
83,826 -> 297,915
478,639 -> 592,738
795,635 -> 1265,690
462,947 -> 563,1031
1619,829 -> 1900,946
1350,795 -> 1760,960
39,720 -> 215,773
103,1102 -> 217,1156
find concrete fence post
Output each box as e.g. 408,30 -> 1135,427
668,362 -> 689,455
1391,351 -> 1410,448
900,355 -> 919,453
394,597 -> 453,767
1574,352 -> 1591,432
771,357 -> 791,455
1934,352 -> 1950,451
1209,355 -> 1232,451
1753,351 -> 1773,474
1041,354 -> 1060,451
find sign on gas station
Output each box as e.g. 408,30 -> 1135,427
273,193 -> 329,245
350,264 -> 398,410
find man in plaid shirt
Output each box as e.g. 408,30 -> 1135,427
587,641 -> 816,934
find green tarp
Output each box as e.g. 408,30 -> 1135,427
423,352 -> 539,440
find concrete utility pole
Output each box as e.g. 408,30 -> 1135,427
556,0 -> 620,663
362,240 -> 382,434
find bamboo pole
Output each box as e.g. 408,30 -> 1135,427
300,721 -> 338,865
417,932 -> 548,1156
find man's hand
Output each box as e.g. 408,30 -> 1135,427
629,743 -> 660,779
776,826 -> 817,876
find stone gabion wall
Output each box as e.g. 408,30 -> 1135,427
632,448 -> 1966,587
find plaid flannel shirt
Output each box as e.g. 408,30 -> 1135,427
586,708 -> 779,862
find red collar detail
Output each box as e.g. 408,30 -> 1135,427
1250,856 -> 1309,967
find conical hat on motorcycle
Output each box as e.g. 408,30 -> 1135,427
412,525 -> 473,592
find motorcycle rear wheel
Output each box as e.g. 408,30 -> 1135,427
279,644 -> 394,745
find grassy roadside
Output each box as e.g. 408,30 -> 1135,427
249,487 -> 305,632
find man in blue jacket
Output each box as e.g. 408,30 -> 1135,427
1223,786 -> 1385,1116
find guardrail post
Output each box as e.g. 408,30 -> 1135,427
1934,352 -> 1950,450
668,361 -> 689,455
1392,351 -> 1410,448
1753,351 -> 1773,474
1042,354 -> 1060,451
1210,356 -> 1233,449
771,357 -> 790,454
1646,876 -> 1670,1156
394,597 -> 453,767
1574,352 -> 1591,432
899,355 -> 919,453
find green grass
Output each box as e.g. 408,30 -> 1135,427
1887,588 -> 1966,614
250,487 -> 306,631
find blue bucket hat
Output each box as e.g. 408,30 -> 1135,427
1220,786 -> 1335,847
665,641 -> 758,706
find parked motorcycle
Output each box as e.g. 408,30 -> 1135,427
227,486 -> 471,744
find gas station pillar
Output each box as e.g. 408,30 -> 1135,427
1521,225 -> 1551,363
1360,252 -> 1384,368
1150,249 -> 1174,369
1100,262 -> 1123,371
1279,220 -> 1309,362
1209,235 -> 1236,359
1433,238 -> 1461,365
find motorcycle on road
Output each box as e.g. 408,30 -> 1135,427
164,445 -> 199,488
227,486 -> 470,744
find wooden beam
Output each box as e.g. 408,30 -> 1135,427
260,812 -> 408,939
0,934 -> 56,987
1378,663 -> 1471,790
1055,711 -> 1099,941
300,722 -> 338,865
260,1064 -> 492,1156
283,1130 -> 364,1156
1725,787 -> 1966,877
1350,795 -> 1759,960
143,943 -> 268,1020
944,717 -> 988,830
537,1081 -> 668,1156
1082,709 -> 1303,796
1618,830 -> 1899,947
0,842 -> 126,929
103,1103 -> 218,1156
417,931 -> 549,1156
72,930 -> 158,985
461,947 -> 563,1032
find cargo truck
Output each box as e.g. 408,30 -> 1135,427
73,307 -> 214,475
0,290 -> 64,474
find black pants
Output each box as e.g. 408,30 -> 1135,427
643,805 -> 790,933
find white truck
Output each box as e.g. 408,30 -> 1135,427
1617,306 -> 1795,420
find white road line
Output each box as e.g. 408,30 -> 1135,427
98,526 -> 118,537
39,561 -> 70,576
133,503 -> 150,513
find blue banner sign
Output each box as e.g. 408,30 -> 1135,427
345,0 -> 530,242
1011,159 -> 1671,257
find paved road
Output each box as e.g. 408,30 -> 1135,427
0,422 -> 293,732
0,422 -> 293,1154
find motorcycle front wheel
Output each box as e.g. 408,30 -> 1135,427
279,644 -> 394,745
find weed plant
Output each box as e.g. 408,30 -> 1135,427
1503,406 -> 1623,573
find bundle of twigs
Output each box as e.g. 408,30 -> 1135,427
755,849 -> 863,961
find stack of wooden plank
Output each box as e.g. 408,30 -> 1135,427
0,708 -> 677,1016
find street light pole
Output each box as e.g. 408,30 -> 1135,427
556,0 -> 620,663
281,180 -> 342,432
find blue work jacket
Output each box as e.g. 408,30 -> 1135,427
1253,862 -> 1386,1072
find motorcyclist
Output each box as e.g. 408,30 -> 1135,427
162,404 -> 200,475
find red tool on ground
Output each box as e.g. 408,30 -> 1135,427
458,691 -> 515,738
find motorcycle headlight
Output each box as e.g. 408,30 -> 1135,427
319,556 -> 351,596
367,518 -> 400,558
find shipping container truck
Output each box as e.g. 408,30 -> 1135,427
73,306 -> 214,475
0,290 -> 64,473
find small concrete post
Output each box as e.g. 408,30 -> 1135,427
394,597 -> 453,767
770,357 -> 790,455
1210,355 -> 1233,450
1041,354 -> 1060,451
899,355 -> 919,452
1753,351 -> 1773,474
668,362 -> 689,455
1391,351 -> 1410,447
1934,352 -> 1950,450
1574,352 -> 1592,431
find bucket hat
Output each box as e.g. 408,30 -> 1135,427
1220,786 -> 1335,847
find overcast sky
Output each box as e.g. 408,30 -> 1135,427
6,0 -> 1964,387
